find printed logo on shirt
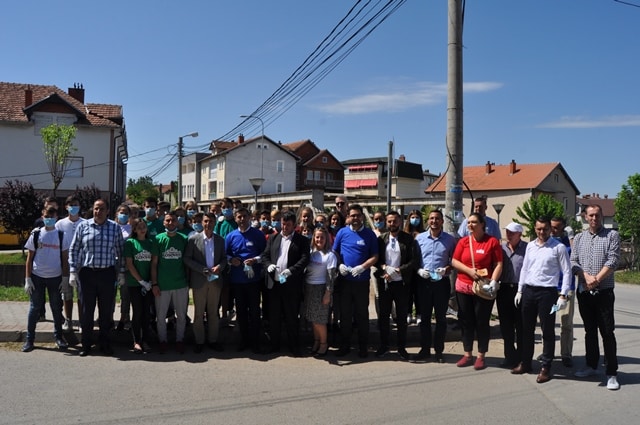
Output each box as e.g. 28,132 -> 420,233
134,250 -> 152,262
39,242 -> 60,250
162,247 -> 182,260
357,239 -> 365,246
246,241 -> 254,247
476,249 -> 485,254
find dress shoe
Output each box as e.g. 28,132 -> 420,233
511,363 -> 532,375
374,346 -> 389,358
100,345 -> 114,356
236,342 -> 249,352
194,344 -> 204,353
159,341 -> 168,354
22,341 -> 34,352
562,357 -> 573,368
55,338 -> 68,350
412,349 -> 431,362
536,367 -> 551,383
335,347 -> 351,357
435,352 -> 445,363
79,347 -> 92,357
176,341 -> 185,354
397,348 -> 410,361
208,342 -> 224,352
315,343 -> 329,358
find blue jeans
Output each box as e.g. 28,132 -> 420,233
27,274 -> 64,342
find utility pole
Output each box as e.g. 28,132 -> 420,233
444,0 -> 464,234
177,132 -> 198,206
386,140 -> 393,214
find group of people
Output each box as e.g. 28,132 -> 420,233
22,193 -> 621,390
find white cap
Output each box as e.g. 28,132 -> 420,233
504,222 -> 523,233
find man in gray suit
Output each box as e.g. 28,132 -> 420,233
184,213 -> 227,353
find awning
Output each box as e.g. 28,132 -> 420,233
345,179 -> 378,188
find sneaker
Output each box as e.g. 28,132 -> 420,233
62,319 -> 72,332
416,315 -> 422,325
575,367 -> 599,378
474,357 -> 486,370
606,375 -> 620,390
456,355 -> 473,367
55,338 -> 68,350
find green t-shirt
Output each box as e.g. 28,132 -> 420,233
152,232 -> 188,290
124,237 -> 154,286
143,217 -> 165,240
214,217 -> 237,238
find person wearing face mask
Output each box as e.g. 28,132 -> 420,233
214,197 -> 238,327
188,212 -> 205,238
34,196 -> 58,322
270,209 -> 282,234
296,207 -> 314,234
142,197 -> 164,240
150,211 -> 189,354
173,206 -> 193,237
258,210 -> 277,239
404,210 -> 425,325
56,196 -> 84,332
114,203 -> 133,332
184,200 -> 198,221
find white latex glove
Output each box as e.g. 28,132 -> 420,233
24,277 -> 35,295
60,276 -> 70,292
385,266 -> 400,280
482,279 -> 498,294
351,265 -> 365,277
267,264 -> 277,273
139,280 -> 152,291
556,296 -> 568,311
435,267 -> 447,276
117,273 -> 126,287
339,264 -> 350,276
281,269 -> 292,278
514,292 -> 523,308
417,268 -> 430,279
69,272 -> 79,288
244,264 -> 255,279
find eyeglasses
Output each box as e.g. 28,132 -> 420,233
336,202 -> 345,206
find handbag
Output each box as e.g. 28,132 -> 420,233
468,235 -> 499,301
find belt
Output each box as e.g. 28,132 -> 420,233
83,266 -> 114,271
524,284 -> 556,290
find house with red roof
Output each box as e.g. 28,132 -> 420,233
282,139 -> 344,192
425,160 -> 580,231
577,193 -> 617,229
0,81 -> 127,203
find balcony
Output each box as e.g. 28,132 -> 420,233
304,178 -> 344,189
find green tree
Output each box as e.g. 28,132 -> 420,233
615,173 -> 640,270
0,180 -> 44,252
126,176 -> 160,205
514,194 -> 565,239
40,123 -> 77,197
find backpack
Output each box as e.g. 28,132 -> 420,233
31,227 -> 65,265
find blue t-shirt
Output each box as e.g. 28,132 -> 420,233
332,225 -> 379,282
225,227 -> 266,284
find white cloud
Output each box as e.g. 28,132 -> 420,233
316,81 -> 502,115
538,115 -> 640,128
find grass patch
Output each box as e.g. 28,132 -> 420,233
0,253 -> 26,265
0,286 -> 29,302
615,270 -> 640,284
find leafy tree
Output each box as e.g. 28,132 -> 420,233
514,194 -> 565,239
615,174 -> 640,270
126,176 -> 160,206
40,123 -> 77,197
0,180 -> 44,252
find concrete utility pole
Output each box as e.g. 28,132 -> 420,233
444,0 -> 464,234
387,140 -> 393,214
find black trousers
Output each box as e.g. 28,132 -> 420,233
78,267 -> 116,349
339,278 -> 370,350
456,291 -> 494,353
577,288 -> 618,376
233,281 -> 261,349
521,285 -> 557,369
129,286 -> 153,344
268,281 -> 302,350
417,277 -> 450,354
377,278 -> 409,349
496,282 -> 522,365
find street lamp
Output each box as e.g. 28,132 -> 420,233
492,203 -> 505,229
249,177 -> 265,209
177,131 -> 198,205
240,115 -> 265,178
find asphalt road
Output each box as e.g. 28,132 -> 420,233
2,284 -> 639,425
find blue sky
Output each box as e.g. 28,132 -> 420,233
2,0 -> 638,198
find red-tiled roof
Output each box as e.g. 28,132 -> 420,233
0,81 -> 122,128
426,161 -> 578,193
578,196 -> 616,217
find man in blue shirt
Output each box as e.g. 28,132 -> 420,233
332,204 -> 378,358
457,197 -> 501,240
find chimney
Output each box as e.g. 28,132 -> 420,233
398,154 -> 406,162
237,134 -> 244,144
485,161 -> 492,174
24,87 -> 32,107
604,194 -> 608,199
68,83 -> 85,103
509,159 -> 517,175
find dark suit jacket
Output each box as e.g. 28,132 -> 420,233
375,230 -> 418,284
184,231 -> 227,290
261,232 -> 310,289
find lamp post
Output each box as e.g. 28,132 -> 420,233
240,115 -> 265,179
492,203 -> 505,229
249,177 -> 265,209
177,131 -> 198,205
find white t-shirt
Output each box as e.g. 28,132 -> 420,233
25,228 -> 72,278
305,250 -> 337,285
55,216 -> 85,239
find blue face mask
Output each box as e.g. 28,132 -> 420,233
410,217 -> 420,227
186,209 -> 196,218
304,234 -> 312,239
315,222 -> 324,228
260,220 -> 270,228
374,221 -> 384,229
43,217 -> 56,227
222,208 -> 233,218
117,213 -> 129,224
145,207 -> 156,218
177,216 -> 186,225
192,223 -> 204,232
271,221 -> 281,230
67,205 -> 80,216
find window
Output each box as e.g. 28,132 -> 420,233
218,181 -> 224,193
306,170 -> 314,180
218,160 -> 224,170
314,170 -> 321,180
257,143 -> 268,150
201,184 -> 206,196
327,172 -> 333,180
554,173 -> 559,183
65,157 -> 83,177
209,160 -> 217,179
277,160 -> 284,173
187,163 -> 196,173
322,156 -> 327,163
276,182 -> 283,193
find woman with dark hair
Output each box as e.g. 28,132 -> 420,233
451,212 -> 503,370
304,227 -> 337,357
124,218 -> 155,353
404,209 -> 425,325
